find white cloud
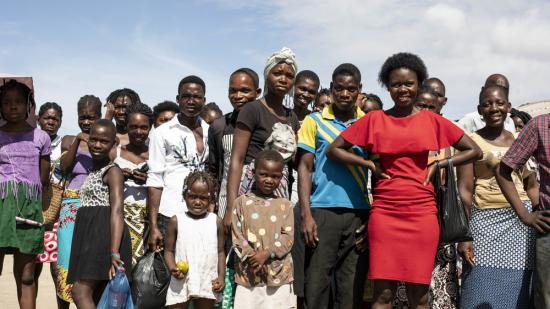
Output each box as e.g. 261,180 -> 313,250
220,0 -> 550,119
425,4 -> 465,31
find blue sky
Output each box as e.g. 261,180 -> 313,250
2,0 -> 549,135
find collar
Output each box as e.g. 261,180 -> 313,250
321,104 -> 365,121
167,114 -> 208,131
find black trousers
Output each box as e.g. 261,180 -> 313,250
304,208 -> 369,309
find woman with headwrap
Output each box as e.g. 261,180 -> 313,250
223,47 -> 300,234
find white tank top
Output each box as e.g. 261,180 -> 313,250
166,212 -> 219,304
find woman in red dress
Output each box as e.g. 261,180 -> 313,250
327,52 -> 482,308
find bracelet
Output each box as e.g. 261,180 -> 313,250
111,252 -> 120,258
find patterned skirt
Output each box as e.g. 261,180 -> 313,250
54,190 -> 80,302
37,222 -> 59,263
123,200 -> 147,266
460,201 -> 536,309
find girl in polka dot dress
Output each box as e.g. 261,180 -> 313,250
231,150 -> 296,309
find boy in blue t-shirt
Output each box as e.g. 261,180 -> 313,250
297,63 -> 370,308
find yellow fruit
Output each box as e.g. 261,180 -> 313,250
176,260 -> 189,274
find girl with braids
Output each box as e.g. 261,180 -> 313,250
164,170 -> 225,308
54,95 -> 100,306
0,79 -> 51,309
112,102 -> 152,265
104,88 -> 141,146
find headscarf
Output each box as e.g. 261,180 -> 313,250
263,47 -> 297,96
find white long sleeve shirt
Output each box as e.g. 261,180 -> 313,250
146,115 -> 209,217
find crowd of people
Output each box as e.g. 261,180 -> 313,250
0,47 -> 549,309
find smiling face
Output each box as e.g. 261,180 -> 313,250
254,159 -> 284,196
266,63 -> 295,97
127,113 -> 151,147
1,89 -> 28,124
177,83 -> 206,118
87,124 -> 116,160
113,95 -> 133,127
331,74 -> 361,112
38,108 -> 62,137
228,72 -> 259,111
293,78 -> 319,110
78,105 -> 100,134
388,67 -> 419,108
478,87 -> 511,128
184,180 -> 211,216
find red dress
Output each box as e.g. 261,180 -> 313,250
341,110 -> 464,284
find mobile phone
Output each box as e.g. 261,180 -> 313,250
138,163 -> 149,173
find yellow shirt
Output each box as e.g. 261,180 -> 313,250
471,133 -> 532,209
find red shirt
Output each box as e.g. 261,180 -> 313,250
341,110 -> 464,210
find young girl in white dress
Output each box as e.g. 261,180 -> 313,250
164,171 -> 225,309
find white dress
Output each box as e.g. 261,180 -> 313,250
166,212 -> 219,305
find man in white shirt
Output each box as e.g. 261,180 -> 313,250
146,75 -> 209,251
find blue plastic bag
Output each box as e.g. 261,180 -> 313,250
97,269 -> 135,309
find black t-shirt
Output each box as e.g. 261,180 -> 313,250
237,100 -> 300,164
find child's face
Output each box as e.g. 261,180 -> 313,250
38,108 -> 62,137
154,110 -> 176,128
254,159 -> 284,196
1,90 -> 28,123
314,94 -> 331,112
88,125 -> 115,160
127,113 -> 150,147
184,180 -> 211,216
415,93 -> 439,113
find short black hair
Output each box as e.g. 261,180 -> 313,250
378,52 -> 428,89
510,108 -> 532,125
91,118 -> 116,140
332,63 -> 361,83
201,102 -> 223,118
365,93 -> 383,109
255,149 -> 285,168
77,95 -> 102,117
423,77 -> 446,95
296,70 -> 320,88
417,85 -> 439,99
230,68 -> 260,89
478,85 -> 508,104
106,88 -> 141,106
0,79 -> 35,109
313,88 -> 331,109
126,102 -> 154,126
178,75 -> 206,95
38,102 -> 63,119
153,101 -> 180,120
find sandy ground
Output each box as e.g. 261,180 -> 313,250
0,255 -> 76,308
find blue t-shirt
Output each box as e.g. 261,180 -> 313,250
297,105 -> 370,209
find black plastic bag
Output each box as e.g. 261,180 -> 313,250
131,252 -> 170,309
434,158 -> 472,244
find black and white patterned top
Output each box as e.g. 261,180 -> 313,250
80,163 -> 115,207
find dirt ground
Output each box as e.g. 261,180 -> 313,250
0,254 -> 76,308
